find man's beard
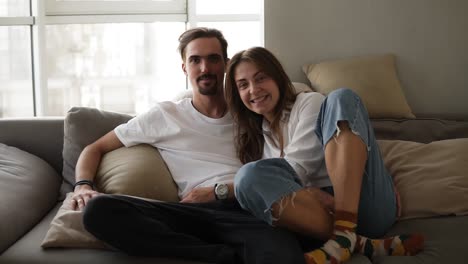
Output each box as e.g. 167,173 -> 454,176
197,74 -> 219,96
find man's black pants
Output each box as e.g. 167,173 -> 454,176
83,194 -> 311,264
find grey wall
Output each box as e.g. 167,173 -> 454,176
264,0 -> 468,119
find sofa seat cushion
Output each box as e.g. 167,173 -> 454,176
3,202 -> 371,264
1,203 -> 206,264
3,202 -> 466,263
378,215 -> 468,263
0,143 -> 61,253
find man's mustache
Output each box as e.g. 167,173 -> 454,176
197,74 -> 216,81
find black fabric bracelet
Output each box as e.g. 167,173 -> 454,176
74,180 -> 94,190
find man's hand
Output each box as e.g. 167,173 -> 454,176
180,186 -> 215,203
71,185 -> 101,211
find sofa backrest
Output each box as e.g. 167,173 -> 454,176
1,116 -> 468,177
0,118 -> 64,174
371,118 -> 468,143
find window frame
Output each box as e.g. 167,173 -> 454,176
44,0 -> 186,16
0,17 -> 34,25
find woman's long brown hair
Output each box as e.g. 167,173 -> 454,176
225,47 -> 296,164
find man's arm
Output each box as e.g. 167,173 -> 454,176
71,130 -> 124,210
180,183 -> 235,203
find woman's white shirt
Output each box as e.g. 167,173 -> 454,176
262,92 -> 331,188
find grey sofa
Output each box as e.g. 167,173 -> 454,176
1,115 -> 468,264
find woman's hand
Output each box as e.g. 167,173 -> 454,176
180,186 -> 215,203
306,187 -> 335,214
71,185 -> 101,211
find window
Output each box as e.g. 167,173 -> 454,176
0,26 -> 34,117
45,22 -> 186,115
0,0 -> 263,117
0,0 -> 34,117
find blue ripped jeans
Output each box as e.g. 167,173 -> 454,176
234,88 -> 397,238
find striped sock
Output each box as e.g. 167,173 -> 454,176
355,233 -> 424,260
304,211 -> 357,264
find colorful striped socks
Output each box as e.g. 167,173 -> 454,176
304,211 -> 424,264
304,211 -> 357,264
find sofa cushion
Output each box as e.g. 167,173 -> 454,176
5,203 -> 213,264
302,54 -> 415,119
381,215 -> 468,263
372,118 -> 468,143
50,107 -> 181,249
61,107 -> 132,198
14,201 -> 468,263
42,144 -> 180,249
41,193 -> 107,249
378,138 -> 468,220
95,144 -> 179,202
0,143 -> 61,253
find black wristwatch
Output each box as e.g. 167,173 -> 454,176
214,183 -> 229,200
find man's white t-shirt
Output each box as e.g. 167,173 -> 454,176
262,92 -> 332,188
114,98 -> 242,199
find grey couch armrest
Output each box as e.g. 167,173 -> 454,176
0,138 -> 62,253
0,118 -> 64,173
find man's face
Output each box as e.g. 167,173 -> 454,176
182,37 -> 226,96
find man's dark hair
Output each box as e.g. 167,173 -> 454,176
178,27 -> 228,61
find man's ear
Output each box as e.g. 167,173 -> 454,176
182,63 -> 187,75
224,58 -> 230,72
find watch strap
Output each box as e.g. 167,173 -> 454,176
214,183 -> 219,200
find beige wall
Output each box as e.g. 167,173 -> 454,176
264,0 -> 468,119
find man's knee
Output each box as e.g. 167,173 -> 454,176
83,195 -> 115,234
251,228 -> 305,264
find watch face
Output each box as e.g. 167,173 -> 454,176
216,183 -> 229,199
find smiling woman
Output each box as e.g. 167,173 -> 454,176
234,61 -> 280,122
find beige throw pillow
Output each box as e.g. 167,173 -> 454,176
42,144 -> 179,248
303,54 -> 415,119
95,144 -> 179,202
378,139 -> 468,220
41,193 -> 108,249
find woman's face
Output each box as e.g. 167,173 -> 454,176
234,61 -> 280,123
